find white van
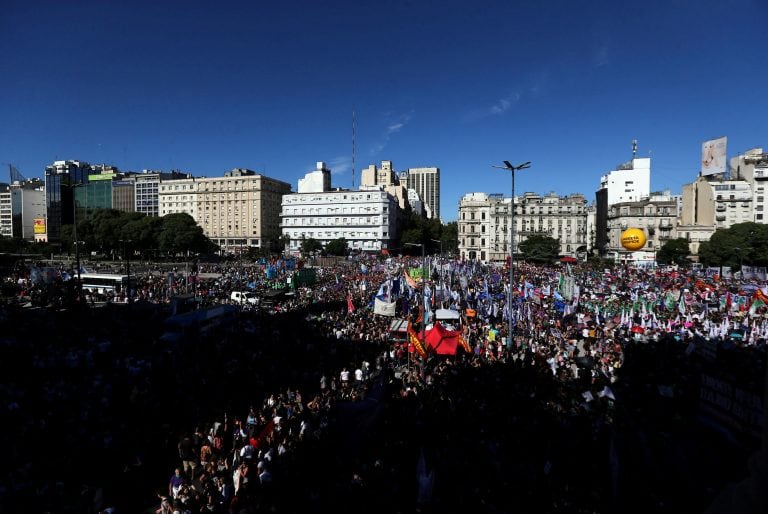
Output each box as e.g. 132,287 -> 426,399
231,291 -> 259,305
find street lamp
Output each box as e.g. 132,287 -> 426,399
70,182 -> 87,298
430,238 -> 443,304
492,160 -> 531,349
404,242 -> 427,353
119,239 -> 133,303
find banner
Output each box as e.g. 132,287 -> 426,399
374,298 -> 396,317
409,267 -> 424,279
701,136 -> 727,176
741,265 -> 767,281
33,218 -> 46,234
699,373 -> 763,440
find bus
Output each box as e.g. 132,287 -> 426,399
78,273 -> 129,295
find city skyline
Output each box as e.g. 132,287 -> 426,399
2,0 -> 767,222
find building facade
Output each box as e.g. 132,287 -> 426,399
606,191 -> 679,266
404,166 -> 440,220
11,181 -> 46,240
298,162 -> 332,193
730,147 -> 768,223
200,169 -> 291,252
280,189 -> 398,253
595,157 -> 651,254
0,184 -> 11,238
458,191 -> 590,263
44,160 -> 93,241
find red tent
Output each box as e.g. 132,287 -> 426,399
560,256 -> 577,263
424,322 -> 461,355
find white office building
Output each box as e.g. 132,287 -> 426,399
282,164 -> 399,253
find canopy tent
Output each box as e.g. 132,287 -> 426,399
560,256 -> 578,263
424,321 -> 462,355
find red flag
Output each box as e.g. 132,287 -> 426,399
408,321 -> 426,357
347,292 -> 356,313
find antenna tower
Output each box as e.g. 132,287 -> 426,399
352,109 -> 356,190
632,139 -> 637,159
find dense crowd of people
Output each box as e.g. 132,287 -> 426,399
0,254 -> 765,513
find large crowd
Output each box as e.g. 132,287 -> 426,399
0,255 -> 765,513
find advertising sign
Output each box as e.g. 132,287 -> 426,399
33,218 -> 46,234
701,136 -> 727,176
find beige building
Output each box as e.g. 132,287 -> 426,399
458,191 -> 590,263
606,191 -> 678,266
676,147 -> 768,257
731,147 -> 768,223
360,160 -> 417,214
159,168 -> 291,253
159,176 -> 198,219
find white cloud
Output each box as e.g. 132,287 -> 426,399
370,111 -> 413,155
328,156 -> 352,175
489,92 -> 520,115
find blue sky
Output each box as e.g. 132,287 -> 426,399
1,0 -> 766,222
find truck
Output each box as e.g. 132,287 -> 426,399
230,291 -> 259,305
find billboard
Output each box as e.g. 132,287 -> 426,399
701,136 -> 727,176
33,218 -> 46,234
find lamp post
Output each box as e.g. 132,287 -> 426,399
430,238 -> 443,306
70,182 -> 87,298
405,242 -> 427,355
119,239 -> 133,303
492,160 -> 531,349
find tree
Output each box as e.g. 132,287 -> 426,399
656,238 -> 690,266
300,237 -> 323,257
696,222 -> 768,268
441,221 -> 458,257
158,213 -> 215,256
324,238 -> 348,256
518,235 -> 560,263
278,234 -> 291,254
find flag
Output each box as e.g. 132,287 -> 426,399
347,292 -> 356,314
374,298 -> 396,316
749,297 -> 764,316
458,333 -> 471,353
408,321 -> 427,357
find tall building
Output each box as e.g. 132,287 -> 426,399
595,157 -> 651,254
361,160 -> 399,188
404,166 -> 440,220
458,191 -> 589,262
10,179 -> 46,240
162,168 -> 291,253
730,147 -> 768,223
0,184 -> 11,238
360,160 -> 415,214
44,160 -> 93,241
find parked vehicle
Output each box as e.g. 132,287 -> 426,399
230,291 -> 258,305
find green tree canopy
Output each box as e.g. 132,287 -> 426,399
697,222 -> 768,268
519,235 -> 560,263
324,238 -> 348,256
300,237 -> 323,256
656,238 -> 691,266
